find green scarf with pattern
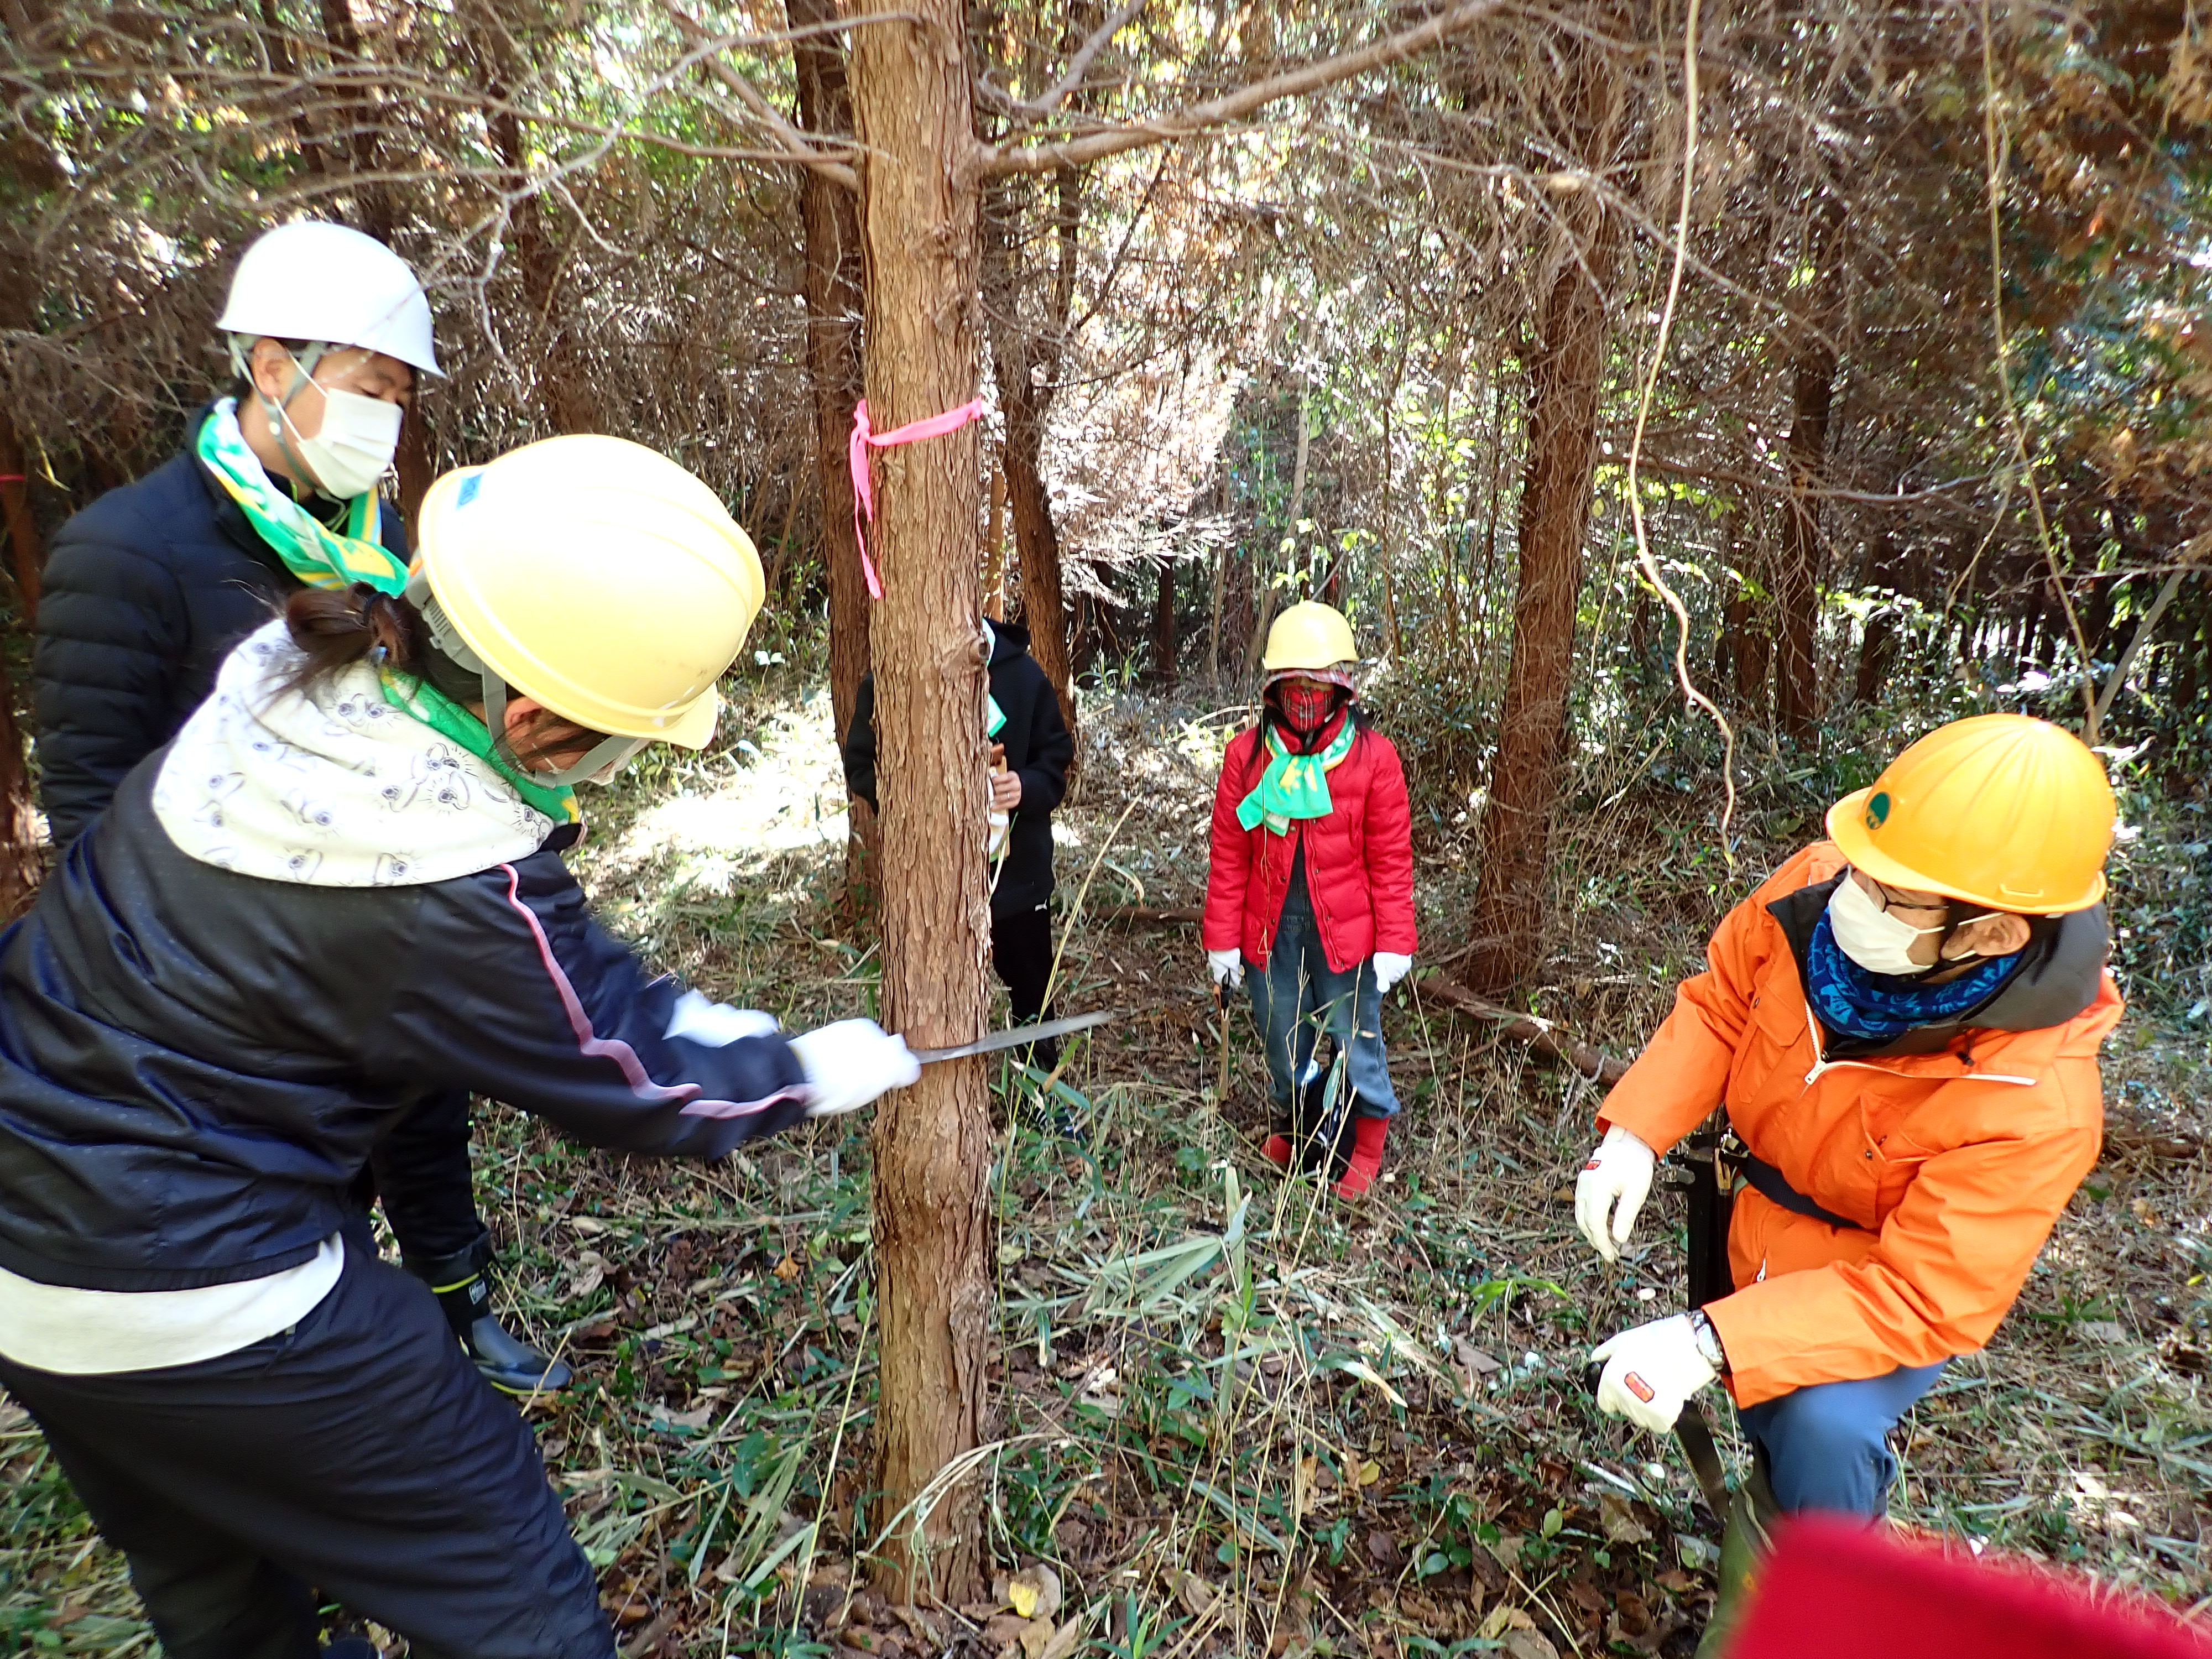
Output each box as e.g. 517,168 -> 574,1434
1236,718 -> 1357,836
196,401 -> 577,823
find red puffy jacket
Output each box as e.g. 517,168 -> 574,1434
1202,718 -> 1417,973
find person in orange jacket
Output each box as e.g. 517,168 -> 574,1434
1571,714 -> 2120,1652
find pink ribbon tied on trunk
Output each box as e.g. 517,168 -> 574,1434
847,396 -> 987,599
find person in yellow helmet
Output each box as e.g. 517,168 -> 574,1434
1201,601 -> 1418,1196
0,435 -> 918,1659
1569,714 -> 2122,1655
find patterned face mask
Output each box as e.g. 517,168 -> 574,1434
1274,677 -> 1341,737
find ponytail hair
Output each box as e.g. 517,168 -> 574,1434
276,583 -> 478,705
275,582 -> 613,769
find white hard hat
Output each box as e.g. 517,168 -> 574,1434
216,221 -> 441,377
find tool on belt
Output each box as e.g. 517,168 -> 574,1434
909,1008 -> 1118,1065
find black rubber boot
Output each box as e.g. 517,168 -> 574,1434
403,1234 -> 572,1396
1290,1068 -> 1358,1182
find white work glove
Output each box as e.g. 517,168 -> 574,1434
1207,948 -> 1243,991
1371,952 -> 1413,994
787,1019 -> 920,1119
1592,1313 -> 1720,1435
1574,1123 -> 1657,1262
662,989 -> 780,1046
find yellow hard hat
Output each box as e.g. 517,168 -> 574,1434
1825,713 -> 2115,914
411,435 -> 764,758
1260,602 -> 1358,674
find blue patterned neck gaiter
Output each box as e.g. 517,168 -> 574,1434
1805,909 -> 2021,1042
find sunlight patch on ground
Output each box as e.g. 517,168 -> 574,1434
608,696 -> 849,894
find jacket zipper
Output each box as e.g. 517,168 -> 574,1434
1799,1002 -> 2037,1088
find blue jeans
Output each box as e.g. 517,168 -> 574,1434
1244,876 -> 1399,1120
1737,1361 -> 1946,1516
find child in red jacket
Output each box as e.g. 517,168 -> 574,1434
1202,602 -> 1417,1196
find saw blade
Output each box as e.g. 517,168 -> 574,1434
910,1008 -> 1119,1065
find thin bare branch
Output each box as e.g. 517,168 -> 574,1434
1021,0 -> 1146,120
980,0 -> 1507,177
667,3 -> 860,191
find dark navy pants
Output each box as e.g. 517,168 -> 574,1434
369,1088 -> 489,1260
1738,1361 -> 1947,1515
0,1235 -> 613,1659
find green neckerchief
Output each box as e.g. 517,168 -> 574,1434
195,399 -> 410,592
982,621 -> 1006,737
195,403 -> 576,825
379,670 -> 580,824
1236,717 -> 1357,836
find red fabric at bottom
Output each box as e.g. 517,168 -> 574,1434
1333,1116 -> 1387,1197
1733,1515 -> 2211,1658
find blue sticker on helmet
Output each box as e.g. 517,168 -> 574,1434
456,474 -> 482,508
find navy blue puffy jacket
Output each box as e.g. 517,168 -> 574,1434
31,409 -> 408,847
0,763 -> 811,1293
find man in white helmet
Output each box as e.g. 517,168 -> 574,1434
31,221 -> 573,1396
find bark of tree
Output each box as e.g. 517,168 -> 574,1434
471,6 -> 596,437
985,164 -> 1081,738
1000,383 -> 1075,732
1150,556 -> 1177,682
848,0 -> 993,1601
1465,80 -> 1620,998
1853,531 -> 1903,704
790,0 -> 874,919
0,411 -> 42,918
1776,326 -> 1839,740
0,143 -> 50,912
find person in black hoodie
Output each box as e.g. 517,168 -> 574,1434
0,434 -> 919,1659
842,618 -> 1075,1070
29,221 -> 565,1394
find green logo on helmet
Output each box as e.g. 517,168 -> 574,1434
1865,791 -> 1891,831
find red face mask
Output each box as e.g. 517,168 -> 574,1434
1274,677 -> 1342,737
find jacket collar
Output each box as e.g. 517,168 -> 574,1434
185,400 -> 384,582
1768,856 -> 2111,1061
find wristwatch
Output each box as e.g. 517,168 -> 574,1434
1688,1308 -> 1729,1373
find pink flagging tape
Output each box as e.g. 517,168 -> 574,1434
848,396 -> 987,599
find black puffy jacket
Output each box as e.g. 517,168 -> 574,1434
0,761 -> 810,1293
31,408 -> 408,847
841,619 -> 1073,919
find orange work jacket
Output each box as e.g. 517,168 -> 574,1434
1599,842 -> 2122,1407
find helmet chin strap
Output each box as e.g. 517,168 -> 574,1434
408,572 -> 645,786
234,336 -> 332,494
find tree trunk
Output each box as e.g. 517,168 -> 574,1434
1465,149 -> 1619,998
1150,556 -> 1176,683
1775,332 -> 1838,742
0,416 -> 42,916
472,6 -> 596,439
848,0 -> 993,1602
1001,389 -> 1076,732
985,160 -> 1081,740
982,462 -> 1007,622
790,0 -> 873,919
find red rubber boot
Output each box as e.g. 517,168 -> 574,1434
1333,1116 -> 1388,1197
1262,1132 -> 1293,1168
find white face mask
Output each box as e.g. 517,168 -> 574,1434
272,354 -> 403,500
1826,875 -> 1945,977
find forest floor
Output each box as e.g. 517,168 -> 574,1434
3,670 -> 2209,1658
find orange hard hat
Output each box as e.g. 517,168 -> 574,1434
1825,713 -> 2115,914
